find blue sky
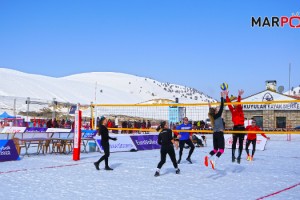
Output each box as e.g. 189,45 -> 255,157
0,0 -> 299,99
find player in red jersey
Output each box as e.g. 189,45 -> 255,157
225,89 -> 245,164
245,119 -> 270,161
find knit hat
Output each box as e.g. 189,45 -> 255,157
100,116 -> 106,121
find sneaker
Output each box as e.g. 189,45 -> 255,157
177,159 -> 181,164
186,157 -> 192,164
175,169 -> 180,174
237,157 -> 241,164
210,160 -> 215,170
247,155 -> 251,161
204,156 -> 209,167
105,166 -> 113,170
154,171 -> 160,177
250,156 -> 253,161
94,162 -> 100,170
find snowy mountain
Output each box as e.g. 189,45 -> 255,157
0,68 -> 215,114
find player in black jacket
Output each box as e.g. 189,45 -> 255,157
154,121 -> 180,177
94,116 -> 117,171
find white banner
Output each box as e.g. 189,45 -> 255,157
224,135 -> 267,150
242,103 -> 300,111
46,128 -> 72,133
94,134 -> 137,152
1,127 -> 26,134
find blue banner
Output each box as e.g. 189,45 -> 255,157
82,130 -> 97,138
0,140 -> 20,162
25,127 -> 48,133
130,135 -> 160,150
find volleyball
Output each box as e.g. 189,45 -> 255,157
220,82 -> 228,91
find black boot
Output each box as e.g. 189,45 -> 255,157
186,157 -> 192,164
237,157 -> 241,164
175,168 -> 180,174
94,162 -> 100,170
104,157 -> 112,170
154,171 -> 160,177
105,166 -> 113,170
237,150 -> 242,164
232,149 -> 236,162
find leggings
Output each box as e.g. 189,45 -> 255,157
157,145 -> 178,169
95,142 -> 110,167
232,125 -> 245,158
209,131 -> 225,158
179,139 -> 195,160
245,139 -> 256,156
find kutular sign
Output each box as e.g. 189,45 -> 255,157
243,103 -> 300,110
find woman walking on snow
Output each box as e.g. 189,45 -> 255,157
154,121 -> 180,177
204,91 -> 226,170
94,116 -> 117,171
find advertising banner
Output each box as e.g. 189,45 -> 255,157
73,110 -> 82,161
0,140 -> 20,162
224,135 -> 267,150
25,127 -> 47,133
82,130 -> 97,138
130,134 -> 160,150
94,135 -> 137,152
1,127 -> 26,134
46,128 -> 72,133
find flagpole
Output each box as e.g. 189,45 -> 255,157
94,82 -> 98,129
289,63 -> 291,95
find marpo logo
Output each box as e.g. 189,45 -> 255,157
251,11 -> 300,28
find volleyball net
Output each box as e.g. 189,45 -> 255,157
90,100 -> 300,136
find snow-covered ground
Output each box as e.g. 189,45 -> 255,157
1,134 -> 300,200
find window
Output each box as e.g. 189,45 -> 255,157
253,116 -> 263,128
276,117 -> 286,128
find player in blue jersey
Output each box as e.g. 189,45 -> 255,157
176,117 -> 195,164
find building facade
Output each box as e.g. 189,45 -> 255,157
224,90 -> 300,129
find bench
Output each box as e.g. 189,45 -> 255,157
12,137 -> 26,155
